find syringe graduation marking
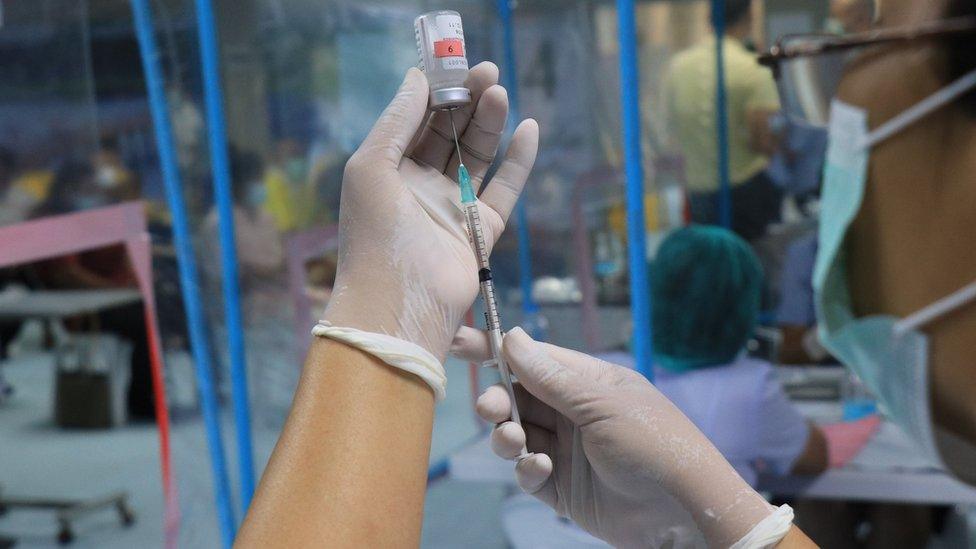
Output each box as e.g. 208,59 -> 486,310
455,137 -> 528,458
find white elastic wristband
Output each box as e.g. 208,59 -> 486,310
730,504 -> 794,549
311,322 -> 447,401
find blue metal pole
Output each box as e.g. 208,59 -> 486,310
496,0 -> 537,321
711,0 -> 732,229
193,0 -> 255,511
615,0 -> 653,380
129,0 -> 236,545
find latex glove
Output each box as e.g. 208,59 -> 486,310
322,63 -> 539,362
451,326 -> 776,548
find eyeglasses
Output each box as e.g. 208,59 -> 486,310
757,16 -> 976,126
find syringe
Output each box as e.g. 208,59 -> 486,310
449,113 -> 529,460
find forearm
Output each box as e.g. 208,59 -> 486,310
790,423 -> 829,475
777,525 -> 818,548
237,338 -> 435,547
779,325 -> 813,364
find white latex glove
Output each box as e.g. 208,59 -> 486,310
451,326 -> 777,548
322,63 -> 539,362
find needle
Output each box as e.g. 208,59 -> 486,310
448,108 -> 464,168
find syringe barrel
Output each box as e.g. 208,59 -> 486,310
463,202 -> 490,270
415,10 -> 471,110
464,203 -> 503,332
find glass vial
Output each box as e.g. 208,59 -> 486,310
415,10 -> 471,110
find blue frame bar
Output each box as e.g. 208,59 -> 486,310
496,0 -> 537,321
615,0 -> 653,380
129,0 -> 236,545
711,0 -> 732,229
193,0 -> 256,511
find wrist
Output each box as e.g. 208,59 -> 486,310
311,322 -> 447,401
667,459 -> 773,547
322,290 -> 455,363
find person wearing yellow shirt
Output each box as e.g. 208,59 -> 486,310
262,138 -> 317,233
664,0 -> 782,242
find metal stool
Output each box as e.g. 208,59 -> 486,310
0,485 -> 134,544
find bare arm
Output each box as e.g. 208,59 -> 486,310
236,338 -> 434,547
747,108 -> 780,157
778,525 -> 820,548
790,422 -> 829,475
779,325 -> 814,364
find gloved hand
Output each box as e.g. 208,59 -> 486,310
322,63 -> 539,362
451,326 -> 778,548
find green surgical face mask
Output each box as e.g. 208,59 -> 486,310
814,70 -> 976,484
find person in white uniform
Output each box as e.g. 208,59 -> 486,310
649,226 -> 828,486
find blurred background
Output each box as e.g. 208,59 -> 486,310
0,0 -> 973,547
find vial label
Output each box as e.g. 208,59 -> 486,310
432,13 -> 468,71
434,39 -> 463,58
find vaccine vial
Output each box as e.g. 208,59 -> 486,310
415,10 -> 471,110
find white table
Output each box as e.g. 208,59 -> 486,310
759,402 -> 976,506
0,289 -> 142,320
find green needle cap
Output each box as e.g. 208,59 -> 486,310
458,164 -> 476,203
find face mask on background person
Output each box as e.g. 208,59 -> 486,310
284,158 -> 308,183
813,68 -> 976,484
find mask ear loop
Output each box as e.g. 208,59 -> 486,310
855,68 -> 976,337
893,280 -> 976,336
858,68 -> 976,149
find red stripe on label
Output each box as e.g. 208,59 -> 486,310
434,39 -> 464,58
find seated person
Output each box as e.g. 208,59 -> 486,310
32,161 -> 155,419
650,225 -> 827,485
776,231 -> 832,364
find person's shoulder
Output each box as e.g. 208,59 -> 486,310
669,41 -> 709,71
727,355 -> 776,382
664,356 -> 768,384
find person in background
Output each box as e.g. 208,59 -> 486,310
650,225 -> 828,485
32,160 -> 112,219
202,147 -> 283,286
263,138 -> 317,232
776,232 -> 832,364
665,0 -> 783,242
1,149 -> 54,225
199,147 -> 287,409
91,137 -> 140,204
32,161 -> 155,419
0,147 -> 31,226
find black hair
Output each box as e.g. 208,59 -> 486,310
946,0 -> 976,116
711,0 -> 752,29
